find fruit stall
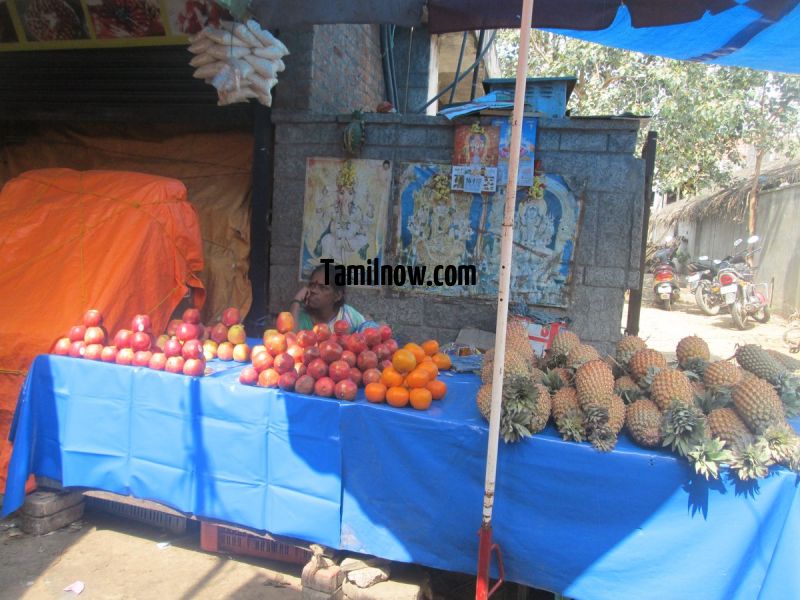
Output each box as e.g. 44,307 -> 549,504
3,303 -> 800,598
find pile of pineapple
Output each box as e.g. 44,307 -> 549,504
477,320 -> 800,481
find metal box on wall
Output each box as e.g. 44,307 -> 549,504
482,76 -> 577,118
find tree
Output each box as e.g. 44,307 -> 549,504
495,30 -> 800,209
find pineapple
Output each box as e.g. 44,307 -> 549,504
575,360 -> 614,412
661,400 -> 707,457
546,330 -> 580,367
703,360 -> 743,390
731,377 -> 785,435
628,348 -> 667,386
675,335 -> 710,374
551,387 -> 585,442
615,375 -> 644,404
625,399 -> 662,448
587,422 -> 618,453
729,439 -> 773,481
735,344 -> 785,384
567,344 -> 600,370
615,335 -> 646,366
762,424 -> 800,464
608,394 -> 626,435
476,374 -> 541,443
480,348 -> 542,384
649,368 -> 694,412
529,383 -> 552,434
706,408 -> 773,481
542,368 -> 573,393
687,438 -> 733,480
507,317 -> 536,364
765,349 -> 800,373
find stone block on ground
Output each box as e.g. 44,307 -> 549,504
22,490 -> 83,518
303,565 -> 345,594
303,586 -> 343,600
347,566 -> 391,588
20,501 -> 84,535
342,578 -> 426,600
339,557 -> 391,573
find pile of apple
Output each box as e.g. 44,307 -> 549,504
239,311 -> 397,402
165,307 -> 252,363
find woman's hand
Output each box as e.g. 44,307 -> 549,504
294,286 -> 309,304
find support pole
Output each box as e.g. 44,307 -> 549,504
476,1 -> 534,598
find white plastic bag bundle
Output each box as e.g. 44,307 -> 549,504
187,19 -> 290,107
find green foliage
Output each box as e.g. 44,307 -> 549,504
495,30 -> 800,196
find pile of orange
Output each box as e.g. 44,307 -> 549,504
366,339 -> 451,410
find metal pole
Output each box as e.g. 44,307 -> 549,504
449,31 -> 469,105
470,30 -> 486,101
476,0 -> 534,598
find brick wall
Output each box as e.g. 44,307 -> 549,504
269,111 -> 644,354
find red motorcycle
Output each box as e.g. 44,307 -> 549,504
650,236 -> 683,311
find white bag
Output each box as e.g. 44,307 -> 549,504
252,46 -> 284,60
206,44 -> 250,60
246,19 -> 290,56
243,54 -> 278,79
188,38 -> 212,54
189,52 -> 216,67
193,61 -> 226,79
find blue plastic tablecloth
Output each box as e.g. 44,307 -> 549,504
4,355 -> 800,599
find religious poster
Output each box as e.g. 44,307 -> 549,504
300,158 -> 392,280
451,123 -> 499,193
86,0 -> 166,38
491,116 -> 538,187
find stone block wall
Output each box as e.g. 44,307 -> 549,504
269,111 -> 644,354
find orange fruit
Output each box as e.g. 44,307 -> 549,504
409,388 -> 433,410
386,386 -> 409,408
417,361 -> 439,379
365,382 -> 387,403
405,368 -> 430,389
421,339 -> 439,356
426,379 -> 447,400
404,343 -> 426,364
432,352 -> 452,370
381,366 -> 404,388
392,348 -> 417,373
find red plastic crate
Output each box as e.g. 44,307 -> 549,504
200,521 -> 312,565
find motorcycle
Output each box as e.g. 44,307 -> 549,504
709,235 -> 770,329
650,235 -> 683,311
687,257 -> 724,316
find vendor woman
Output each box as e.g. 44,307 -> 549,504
290,264 -> 372,332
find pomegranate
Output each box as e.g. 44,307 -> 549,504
182,308 -> 201,324
294,374 -> 315,395
68,340 -> 87,358
83,309 -> 104,328
100,346 -> 118,362
302,346 -> 321,366
164,356 -> 185,373
333,320 -> 350,335
131,332 -> 152,352
155,334 -> 169,350
286,344 -> 305,363
378,324 -> 393,341
349,367 -> 362,387
164,337 -> 183,358
133,350 -> 153,367
233,343 -> 251,362
84,344 -> 104,361
319,341 -> 343,363
222,307 -> 241,327
362,368 -> 382,385
217,342 -> 234,361
306,358 -> 328,380
116,348 -> 135,365
258,368 -> 280,388
131,314 -> 152,333
373,344 -> 391,361
328,360 -> 352,383
278,371 -> 298,391
335,379 -> 358,401
166,319 -> 182,337
314,377 -> 335,397
52,337 -> 72,355
385,339 -> 399,354
294,363 -> 307,377
210,323 -> 229,344
197,323 -> 207,341
183,358 -> 206,377
176,322 -> 199,342
296,330 -> 317,348
251,344 -> 267,356
357,350 -> 378,371
252,350 -> 274,373
285,332 -> 297,347
68,325 -> 87,343
228,324 -> 247,345
114,329 -> 133,349
312,323 -> 331,342
346,333 -> 367,355
273,353 -> 295,374
149,352 -> 167,370
202,340 -> 218,361
275,311 -> 295,334
380,359 -> 393,370
239,366 -> 258,385
340,350 -> 357,368
264,332 -> 287,356
182,339 -> 204,360
363,327 -> 381,348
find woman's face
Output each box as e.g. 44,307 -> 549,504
306,270 -> 341,311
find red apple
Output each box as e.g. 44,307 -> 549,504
363,327 -> 381,348
385,339 -> 399,354
335,379 -> 358,401
210,323 -> 229,344
278,371 -> 298,391
328,360 -> 352,383
313,323 -> 331,342
166,319 -> 182,337
84,344 -> 104,361
346,333 -> 367,355
378,324 -> 392,341
182,339 -> 203,360
183,358 -> 205,377
338,335 -> 351,349
252,350 -> 274,373
296,330 -> 318,348
113,329 -> 133,349
362,368 -> 382,385
52,337 -> 72,355
155,334 -> 169,350
287,344 -> 305,363
341,350 -> 357,368
373,344 -> 391,361
176,322 -> 199,343
258,368 -> 280,388
182,308 -> 201,324
239,366 -> 258,385
116,348 -> 135,365
131,332 -> 152,352
294,363 -> 307,377
349,367 -> 362,387
222,307 -> 241,327
69,325 -> 87,343
68,340 -> 87,358
101,346 -> 119,362
333,320 -> 350,335
197,323 -> 207,341
319,341 -> 343,363
202,340 -> 218,361
302,347 -> 321,366
284,332 -> 297,347
217,342 -> 234,361
131,314 -> 152,333
307,358 -> 328,380
251,344 -> 267,356
149,352 -> 167,370
294,374 -> 315,395
314,377 -> 335,397
164,355 -> 185,373
82,309 -> 103,327
357,350 -> 378,371
133,350 -> 153,367
228,324 -> 247,345
276,311 -> 295,334
273,353 -> 295,374
233,343 -> 251,362
264,332 -> 287,356
164,337 -> 183,358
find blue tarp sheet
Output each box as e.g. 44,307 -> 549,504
4,354 -> 800,598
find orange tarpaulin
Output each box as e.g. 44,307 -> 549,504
0,168 -> 205,494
